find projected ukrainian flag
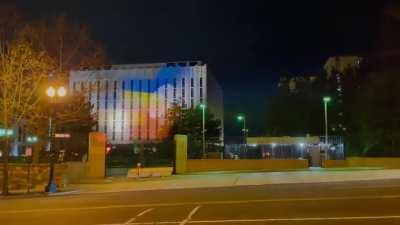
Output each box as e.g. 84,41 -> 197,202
70,62 -> 207,144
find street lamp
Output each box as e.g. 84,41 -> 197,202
45,85 -> 66,193
237,115 -> 248,146
323,96 -> 331,160
199,104 -> 206,158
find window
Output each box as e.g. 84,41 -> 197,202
164,79 -> 168,118
88,82 -> 92,103
129,80 -> 134,140
190,78 -> 194,107
104,80 -> 109,133
181,78 -> 185,107
112,81 -> 117,140
173,78 -> 177,103
138,80 -> 142,140
147,80 -> 151,140
121,81 -> 125,141
96,80 -> 100,131
199,77 -> 203,103
156,79 -> 159,137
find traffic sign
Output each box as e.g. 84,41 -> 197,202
54,133 -> 71,138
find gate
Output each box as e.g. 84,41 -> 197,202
105,141 -> 174,177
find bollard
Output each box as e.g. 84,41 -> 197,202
137,163 -> 141,177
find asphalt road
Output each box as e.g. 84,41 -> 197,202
2,179 -> 400,225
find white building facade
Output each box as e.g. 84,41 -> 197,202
70,61 -> 223,144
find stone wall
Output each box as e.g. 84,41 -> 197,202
186,159 -> 308,172
323,157 -> 400,169
0,163 -> 68,193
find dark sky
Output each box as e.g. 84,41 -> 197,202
17,0 -> 386,136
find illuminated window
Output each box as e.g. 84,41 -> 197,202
104,80 -> 109,133
112,80 -> 117,141
121,81 -> 125,141
138,80 -> 142,140
147,80 -> 151,140
96,80 -> 100,131
129,80 -> 134,140
156,79 -> 159,137
190,78 -> 194,107
199,77 -> 203,103
164,79 -> 168,118
181,78 -> 185,107
173,78 -> 177,103
88,82 -> 92,103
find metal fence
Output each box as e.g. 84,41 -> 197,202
106,140 -> 175,176
224,136 -> 345,161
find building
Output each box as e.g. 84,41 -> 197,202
323,56 -> 362,79
70,61 -> 223,145
278,75 -> 318,93
323,56 -> 362,135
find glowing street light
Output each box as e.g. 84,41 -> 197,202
57,86 -> 67,97
237,114 -> 248,146
45,85 -> 67,193
323,96 -> 331,160
26,136 -> 38,143
46,86 -> 56,98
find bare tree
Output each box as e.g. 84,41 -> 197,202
0,39 -> 53,195
17,14 -> 108,162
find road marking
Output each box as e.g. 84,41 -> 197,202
3,194 -> 400,214
97,215 -> 400,225
188,215 -> 400,223
123,208 -> 154,225
179,205 -> 201,225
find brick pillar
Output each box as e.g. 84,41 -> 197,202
174,135 -> 187,174
87,132 -> 106,179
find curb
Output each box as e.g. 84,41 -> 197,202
47,190 -> 80,196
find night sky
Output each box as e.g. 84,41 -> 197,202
16,0 -> 386,137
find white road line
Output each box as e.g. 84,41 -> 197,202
188,215 -> 400,223
123,208 -> 154,225
3,194 -> 400,214
179,205 -> 202,225
97,215 -> 400,225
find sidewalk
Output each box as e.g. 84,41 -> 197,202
68,168 -> 400,194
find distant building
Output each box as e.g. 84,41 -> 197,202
278,75 -> 318,93
323,56 -> 362,79
70,61 -> 223,145
323,56 -> 362,135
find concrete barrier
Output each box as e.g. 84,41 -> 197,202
0,163 -> 68,193
64,162 -> 88,182
127,167 -> 173,178
186,159 -> 308,172
322,160 -> 347,168
323,157 -> 400,168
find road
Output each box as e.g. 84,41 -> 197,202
2,179 -> 400,225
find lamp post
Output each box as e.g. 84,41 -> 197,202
323,96 -> 331,160
200,104 -> 206,158
237,115 -> 247,146
45,85 -> 66,193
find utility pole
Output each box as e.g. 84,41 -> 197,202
323,96 -> 331,160
200,104 -> 206,158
